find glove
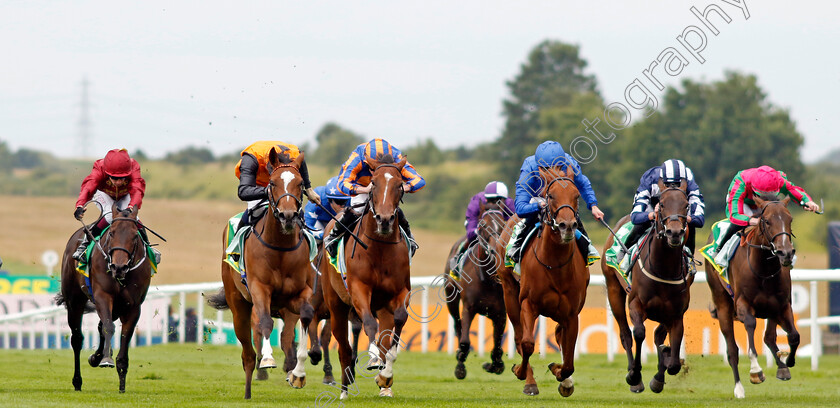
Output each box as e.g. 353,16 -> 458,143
305,187 -> 321,205
74,206 -> 85,220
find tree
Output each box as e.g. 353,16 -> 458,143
0,140 -> 14,174
164,146 -> 215,166
403,138 -> 445,165
495,40 -> 600,176
312,122 -> 364,167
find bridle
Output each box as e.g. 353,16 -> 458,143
654,186 -> 689,243
476,209 -> 505,256
104,216 -> 147,283
637,185 -> 690,288
541,177 -> 579,232
366,163 -> 405,220
745,201 -> 795,280
266,164 -> 304,223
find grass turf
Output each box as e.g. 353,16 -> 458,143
1,344 -> 838,407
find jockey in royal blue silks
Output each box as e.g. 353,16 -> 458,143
617,159 -> 706,264
304,176 -> 350,242
507,141 -> 604,264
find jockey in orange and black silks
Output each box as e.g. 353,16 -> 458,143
325,138 -> 425,257
72,148 -> 148,261
233,141 -> 320,230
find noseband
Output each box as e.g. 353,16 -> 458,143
542,177 -> 579,232
654,186 -> 689,242
748,201 -> 795,258
104,216 -> 147,283
266,165 -> 303,223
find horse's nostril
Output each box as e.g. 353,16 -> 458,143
558,223 -> 566,230
571,222 -> 578,230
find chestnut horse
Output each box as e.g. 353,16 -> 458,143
321,155 -> 412,400
602,180 -> 694,394
444,202 -> 507,379
706,196 -> 800,399
494,167 -> 589,397
207,150 -> 315,399
56,205 -> 152,393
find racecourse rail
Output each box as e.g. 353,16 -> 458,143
1,269 -> 838,371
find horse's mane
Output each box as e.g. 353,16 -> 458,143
756,192 -> 782,202
374,153 -> 396,164
275,151 -> 293,165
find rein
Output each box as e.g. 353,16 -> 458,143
532,176 -> 578,270
744,202 -> 793,280
638,186 -> 690,288
103,217 -> 148,284
252,163 -> 308,252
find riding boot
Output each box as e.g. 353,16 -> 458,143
139,227 -> 161,265
617,221 -> 650,264
237,208 -> 251,232
684,225 -> 697,274
714,223 -> 745,256
325,210 -> 358,258
449,239 -> 470,278
397,208 -> 419,254
508,214 -> 538,263
574,216 -> 599,265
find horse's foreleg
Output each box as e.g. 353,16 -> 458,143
454,306 -> 476,380
482,312 -> 506,375
320,318 -> 336,385
349,285 -> 381,371
249,286 -> 276,371
91,296 -> 115,368
627,301 -> 646,389
350,317 -> 362,363
67,304 -> 85,391
649,323 -> 669,393
550,316 -> 578,397
308,316 -> 323,365
737,300 -> 765,385
500,274 -> 522,350
287,295 -> 314,389
116,308 -> 141,393
717,300 -> 743,398
513,299 -> 538,396
774,306 -> 801,379
444,279 -> 462,341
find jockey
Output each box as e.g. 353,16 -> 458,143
713,165 -> 819,254
324,138 -> 425,257
234,141 -> 320,230
304,176 -> 350,241
450,181 -> 515,272
507,141 -> 604,263
72,149 -> 148,260
617,159 -> 705,263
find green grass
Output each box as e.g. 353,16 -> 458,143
2,345 -> 838,407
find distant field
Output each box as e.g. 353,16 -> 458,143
2,345 -> 838,407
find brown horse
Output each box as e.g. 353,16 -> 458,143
321,155 -> 412,400
444,202 -> 507,379
207,150 -> 315,399
602,180 -> 694,393
494,167 -> 589,397
56,204 -> 152,393
706,196 -> 800,399
305,244 -> 363,385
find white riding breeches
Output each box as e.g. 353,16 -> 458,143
92,191 -> 131,224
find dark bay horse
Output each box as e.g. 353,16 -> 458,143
602,180 -> 694,393
207,150 -> 315,399
444,202 -> 507,379
321,155 -> 412,400
493,167 -> 589,397
706,196 -> 800,399
56,205 -> 152,393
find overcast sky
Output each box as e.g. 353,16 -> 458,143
1,0 -> 837,162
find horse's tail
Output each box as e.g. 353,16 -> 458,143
54,293 -> 96,313
206,288 -> 229,310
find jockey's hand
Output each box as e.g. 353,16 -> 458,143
402,183 -> 411,192
305,187 -> 321,205
73,206 -> 85,220
591,205 -> 605,221
355,185 -> 372,194
749,217 -> 760,226
804,201 -> 820,212
535,197 -> 547,208
687,215 -> 692,224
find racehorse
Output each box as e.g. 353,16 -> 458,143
602,180 -> 694,393
493,167 -> 589,397
321,154 -> 412,400
56,205 -> 152,393
706,195 -> 800,399
444,201 -> 507,379
305,244 -> 363,385
207,150 -> 315,399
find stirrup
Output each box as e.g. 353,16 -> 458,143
72,241 -> 88,261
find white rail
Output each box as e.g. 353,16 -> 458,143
1,270 -> 838,371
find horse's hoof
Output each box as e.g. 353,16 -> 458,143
559,383 -> 574,397
286,372 -> 306,389
375,374 -> 394,389
749,371 -> 765,384
309,350 -> 323,366
259,356 -> 276,369
776,367 -> 791,381
649,376 -> 664,393
455,362 -> 466,380
119,387 -> 125,394
379,387 -> 393,398
630,382 -> 645,393
99,357 -> 115,368
523,383 -> 539,396
256,368 -> 269,381
548,362 -> 559,376
322,373 -> 336,385
483,361 -> 504,375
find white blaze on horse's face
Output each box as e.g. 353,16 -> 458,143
382,173 -> 393,206
280,171 -> 295,201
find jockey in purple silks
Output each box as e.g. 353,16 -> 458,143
450,181 -> 514,272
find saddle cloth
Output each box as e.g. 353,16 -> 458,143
603,222 -> 651,286
504,221 -> 598,274
699,219 -> 739,286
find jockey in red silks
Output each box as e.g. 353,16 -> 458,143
713,165 -> 820,255
72,149 -> 148,260
324,138 -> 425,257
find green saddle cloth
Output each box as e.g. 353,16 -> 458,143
328,228 -> 413,286
700,219 -> 737,285
603,222 -> 648,285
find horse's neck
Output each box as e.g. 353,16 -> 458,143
645,234 -> 683,276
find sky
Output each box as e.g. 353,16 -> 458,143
1,0 -> 838,162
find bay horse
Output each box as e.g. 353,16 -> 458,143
706,195 -> 800,399
207,150 -> 315,399
444,201 -> 507,379
321,155 -> 412,400
56,204 -> 152,393
305,244 -> 363,385
493,166 -> 589,397
602,180 -> 694,393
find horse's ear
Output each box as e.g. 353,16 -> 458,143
293,151 -> 305,169
267,148 -> 278,174
365,157 -> 381,170
396,156 -> 407,171
781,196 -> 791,207
680,179 -> 688,191
656,178 -> 666,191
753,195 -> 766,208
